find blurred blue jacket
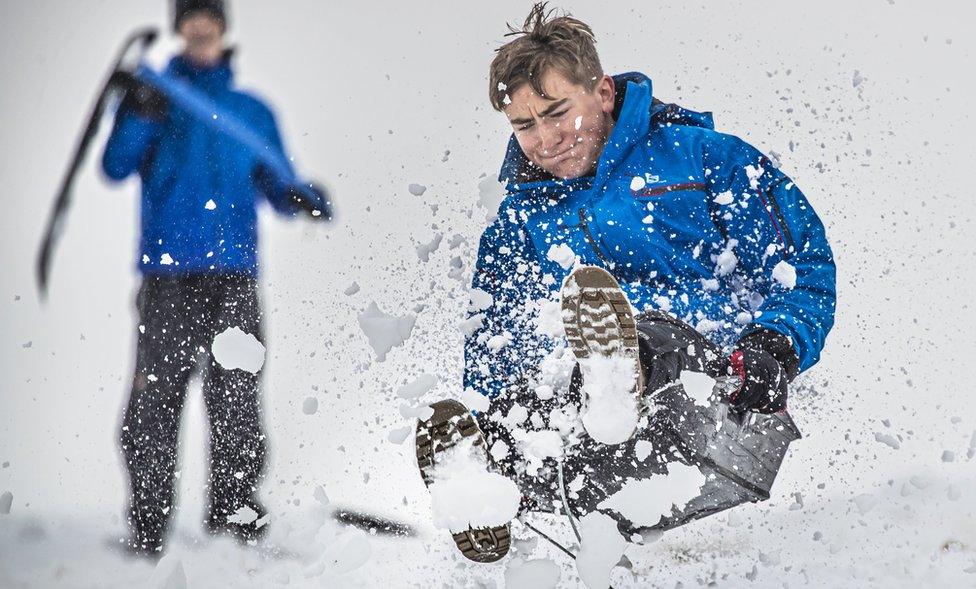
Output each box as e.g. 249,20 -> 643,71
465,72 -> 836,401
102,54 -> 308,276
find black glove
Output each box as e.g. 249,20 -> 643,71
285,182 -> 334,221
110,70 -> 168,121
729,328 -> 799,414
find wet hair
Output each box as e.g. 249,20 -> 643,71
488,2 -> 603,111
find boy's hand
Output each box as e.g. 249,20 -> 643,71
286,182 -> 333,221
729,328 -> 798,414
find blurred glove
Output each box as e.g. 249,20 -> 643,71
729,328 -> 799,414
285,182 -> 334,221
111,70 -> 168,121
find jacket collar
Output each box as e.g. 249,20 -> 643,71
498,72 -> 714,194
166,50 -> 234,91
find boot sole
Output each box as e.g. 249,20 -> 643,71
416,399 -> 511,563
560,267 -> 644,436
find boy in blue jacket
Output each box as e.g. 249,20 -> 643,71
103,0 -> 327,557
416,3 -> 835,562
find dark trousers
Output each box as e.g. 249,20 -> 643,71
120,274 -> 267,549
482,312 -> 800,536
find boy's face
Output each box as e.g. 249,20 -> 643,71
504,71 -> 615,180
178,11 -> 225,66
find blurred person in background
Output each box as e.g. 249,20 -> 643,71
102,0 -> 328,557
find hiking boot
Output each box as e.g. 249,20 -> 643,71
560,266 -> 644,444
416,399 -> 511,563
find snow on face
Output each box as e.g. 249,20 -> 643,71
211,327 -> 266,373
427,437 -> 520,534
598,463 -> 707,527
578,353 -> 640,445
576,511 -> 627,589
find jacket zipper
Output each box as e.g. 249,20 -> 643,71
577,208 -> 614,267
765,179 -> 795,258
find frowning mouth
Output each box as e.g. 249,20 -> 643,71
539,149 -> 574,164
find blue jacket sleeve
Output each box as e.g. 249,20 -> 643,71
702,132 -> 836,373
101,109 -> 163,181
463,209 -> 549,400
252,107 -> 327,216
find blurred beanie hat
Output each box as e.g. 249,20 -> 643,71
173,0 -> 228,31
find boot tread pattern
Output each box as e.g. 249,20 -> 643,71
415,399 -> 511,563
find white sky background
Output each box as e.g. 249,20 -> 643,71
1,0 -> 975,587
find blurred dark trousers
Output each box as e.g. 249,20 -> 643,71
119,274 -> 266,548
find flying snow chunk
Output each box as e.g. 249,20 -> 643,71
0,491 -> 12,514
388,426 -> 412,444
344,281 -> 360,296
635,439 -> 654,462
874,432 -> 900,449
574,115 -> 583,130
505,558 -> 561,589
546,243 -> 577,270
160,253 -> 175,265
772,260 -> 797,289
459,314 -> 484,337
211,327 -> 266,373
428,438 -> 521,533
469,288 -> 494,312
535,384 -> 555,401
679,370 -> 715,406
579,354 -> 639,445
490,440 -> 510,462
534,299 -> 564,338
487,333 -> 512,351
205,199 -> 217,210
714,240 -> 738,276
853,493 -> 878,515
630,176 -> 647,191
478,176 -> 506,219
713,191 -> 734,205
598,463 -> 707,527
576,512 -> 627,589
514,429 -> 563,473
416,233 -> 443,262
226,505 -> 259,525
357,302 -> 416,362
397,374 -> 439,399
461,387 -> 490,413
407,183 -> 427,196
303,396 -> 319,415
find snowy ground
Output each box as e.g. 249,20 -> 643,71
1,0 -> 975,587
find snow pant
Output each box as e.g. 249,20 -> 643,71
119,274 -> 267,550
482,311 -> 801,538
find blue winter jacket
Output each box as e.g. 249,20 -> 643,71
102,55 -> 308,276
464,72 -> 836,401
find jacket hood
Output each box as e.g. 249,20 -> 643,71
498,72 -> 714,191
